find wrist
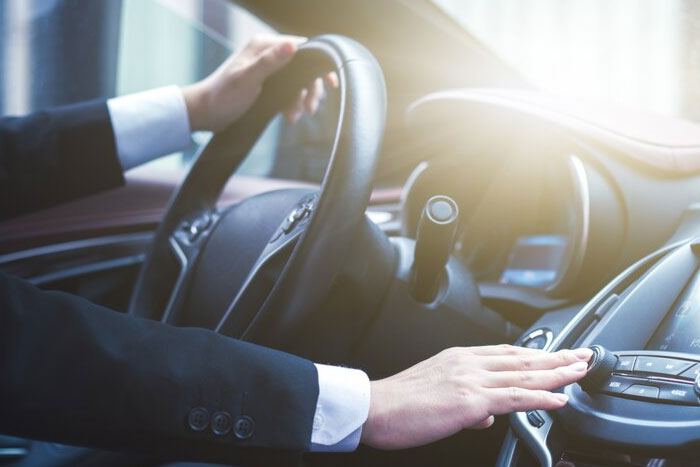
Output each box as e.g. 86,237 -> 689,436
360,380 -> 389,448
181,82 -> 209,132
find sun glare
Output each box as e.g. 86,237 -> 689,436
433,0 -> 694,121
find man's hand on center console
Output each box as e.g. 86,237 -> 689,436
360,345 -> 592,450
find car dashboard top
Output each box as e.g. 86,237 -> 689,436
401,148 -> 589,301
402,88 -> 700,310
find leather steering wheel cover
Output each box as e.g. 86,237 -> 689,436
244,43 -> 387,349
128,35 -> 386,351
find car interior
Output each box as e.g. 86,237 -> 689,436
2,0 -> 700,466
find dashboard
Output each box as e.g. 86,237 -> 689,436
648,272 -> 700,355
508,239 -> 700,467
402,152 -> 587,296
402,88 -> 700,466
401,91 -> 643,312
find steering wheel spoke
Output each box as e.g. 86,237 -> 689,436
215,194 -> 317,336
129,35 -> 386,352
162,209 -> 221,324
509,410 -> 554,467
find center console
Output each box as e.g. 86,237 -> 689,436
499,238 -> 700,467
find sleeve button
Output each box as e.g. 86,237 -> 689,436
187,407 -> 210,432
210,411 -> 233,436
233,415 -> 255,440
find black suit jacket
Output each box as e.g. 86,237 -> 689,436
0,101 -> 319,465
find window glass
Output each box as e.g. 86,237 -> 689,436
0,0 -> 122,114
432,0 -> 700,123
0,0 -> 336,182
116,0 -> 281,177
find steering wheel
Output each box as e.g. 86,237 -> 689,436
128,35 -> 386,351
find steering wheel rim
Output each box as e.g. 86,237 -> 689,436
128,35 -> 386,351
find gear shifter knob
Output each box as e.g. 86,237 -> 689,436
579,345 -> 618,393
409,195 -> 459,303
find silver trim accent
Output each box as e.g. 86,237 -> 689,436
568,155 -> 591,282
549,238 -> 690,353
0,447 -> 27,457
511,410 -> 553,467
28,255 -> 144,286
522,328 -> 554,350
162,236 -> 190,323
547,154 -> 590,295
400,161 -> 429,236
495,429 -> 519,467
0,232 -> 152,265
160,211 -> 221,323
0,232 -> 153,285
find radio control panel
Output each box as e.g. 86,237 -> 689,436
598,353 -> 700,405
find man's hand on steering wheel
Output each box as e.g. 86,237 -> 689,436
182,34 -> 338,132
361,345 -> 592,450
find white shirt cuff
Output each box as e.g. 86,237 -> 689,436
107,85 -> 192,170
310,364 -> 370,452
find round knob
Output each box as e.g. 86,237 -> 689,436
579,345 -> 618,393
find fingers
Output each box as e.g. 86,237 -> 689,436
486,387 -> 569,415
285,76 -> 331,122
304,77 -> 324,114
284,88 -> 307,123
483,361 -> 588,390
247,35 -> 337,124
481,348 -> 592,372
325,71 -> 339,88
250,41 -> 297,81
465,344 -> 549,357
248,34 -> 306,53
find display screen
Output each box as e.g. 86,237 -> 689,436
500,235 -> 567,288
647,273 -> 700,355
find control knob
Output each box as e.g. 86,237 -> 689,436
579,345 -> 618,393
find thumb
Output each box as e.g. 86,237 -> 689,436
469,416 -> 495,430
250,41 -> 297,81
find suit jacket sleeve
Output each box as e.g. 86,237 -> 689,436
0,271 -> 319,465
0,100 -> 125,221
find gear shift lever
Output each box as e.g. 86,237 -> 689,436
409,195 -> 459,303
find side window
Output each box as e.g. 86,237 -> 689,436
116,0 -> 282,177
0,0 -> 335,182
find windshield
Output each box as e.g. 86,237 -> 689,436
432,0 -> 700,124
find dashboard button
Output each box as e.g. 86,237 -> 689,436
633,357 -> 693,376
615,355 -> 636,372
521,329 -> 553,350
658,382 -> 698,405
680,363 -> 700,380
526,410 -> 545,428
623,384 -> 660,399
524,338 -> 546,349
601,375 -> 635,395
